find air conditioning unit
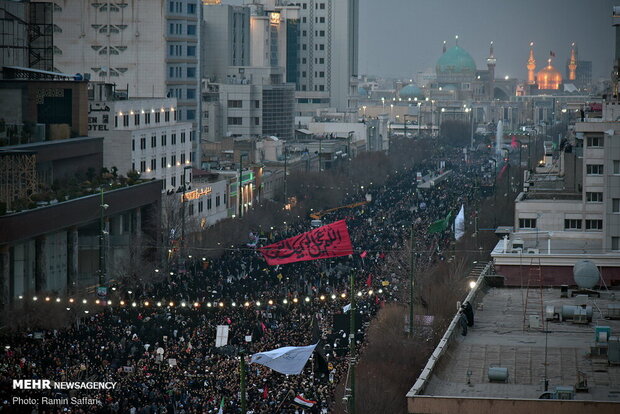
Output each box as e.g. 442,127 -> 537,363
511,248 -> 523,254
527,248 -> 540,254
512,239 -> 524,250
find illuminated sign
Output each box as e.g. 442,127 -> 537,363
270,12 -> 280,25
181,187 -> 212,202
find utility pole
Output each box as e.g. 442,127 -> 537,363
180,166 -> 191,258
347,269 -> 356,414
283,145 -> 288,208
238,153 -> 246,218
318,138 -> 322,172
409,224 -> 415,336
98,188 -> 106,287
240,352 -> 247,414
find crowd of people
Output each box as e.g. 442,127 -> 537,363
0,146 -> 489,413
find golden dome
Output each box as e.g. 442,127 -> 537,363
536,61 -> 562,90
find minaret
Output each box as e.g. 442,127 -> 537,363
486,41 -> 496,100
527,42 -> 536,85
568,42 -> 577,81
443,40 -> 447,54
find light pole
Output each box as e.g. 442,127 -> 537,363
347,269 -> 356,414
98,188 -> 109,288
417,102 -> 422,138
283,144 -> 288,208
488,158 -> 497,227
238,153 -> 248,218
180,165 -> 192,258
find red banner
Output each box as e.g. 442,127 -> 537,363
260,220 -> 353,265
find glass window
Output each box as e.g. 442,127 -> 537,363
587,136 -> 603,148
518,218 -> 536,229
585,219 -> 603,231
187,67 -> 196,78
612,237 -> 620,251
564,219 -> 582,230
613,198 -> 620,213
187,45 -> 196,56
586,164 -> 603,175
586,192 -> 603,203
187,25 -> 196,35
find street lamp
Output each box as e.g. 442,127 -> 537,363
417,102 -> 422,137
488,158 -> 498,227
180,165 -> 192,258
98,188 -> 109,288
238,153 -> 248,218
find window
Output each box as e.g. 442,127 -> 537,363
151,136 -> 157,148
613,237 -> 620,251
228,100 -> 243,108
319,3 -> 325,9
165,111 -> 170,122
519,218 -> 536,229
319,30 -> 325,37
140,161 -> 146,173
171,176 -> 176,187
132,139 -> 135,151
150,159 -> 156,171
564,219 -> 582,230
181,132 -> 186,143
134,114 -> 140,126
115,116 -> 118,127
613,198 -> 620,213
187,3 -> 196,14
171,133 -> 177,145
123,115 -> 129,127
254,100 -> 260,109
198,201 -> 203,213
187,45 -> 196,56
187,67 -> 196,78
186,109 -> 195,120
181,153 -> 186,164
187,24 -> 196,35
207,198 -> 212,210
586,164 -> 604,175
189,203 -> 194,216
186,89 -> 196,100
586,192 -> 603,203
587,136 -> 603,148
216,195 -> 221,207
585,219 -> 603,231
171,155 -> 176,165
161,134 -> 167,146
155,112 -> 161,123
254,117 -> 260,126
145,113 -> 151,124
161,156 -> 167,168
140,137 -> 146,150
614,160 -> 620,174
228,117 -> 242,125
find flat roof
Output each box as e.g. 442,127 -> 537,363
421,287 -> 620,401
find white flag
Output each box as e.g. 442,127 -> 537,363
215,325 -> 229,348
454,204 -> 465,241
342,303 -> 351,313
250,343 -> 317,375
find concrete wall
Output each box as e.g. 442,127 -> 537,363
408,396 -> 620,414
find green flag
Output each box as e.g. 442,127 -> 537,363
218,397 -> 225,414
428,211 -> 452,234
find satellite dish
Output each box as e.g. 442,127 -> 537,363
573,259 -> 600,289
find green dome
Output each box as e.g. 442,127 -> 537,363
436,46 -> 476,75
399,84 -> 425,100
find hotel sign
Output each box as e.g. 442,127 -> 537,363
270,12 -> 280,25
181,187 -> 212,202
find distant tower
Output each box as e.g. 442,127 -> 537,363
487,41 -> 496,100
568,42 -> 577,81
527,42 -> 536,85
443,40 -> 447,54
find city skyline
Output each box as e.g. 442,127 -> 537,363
358,0 -> 614,80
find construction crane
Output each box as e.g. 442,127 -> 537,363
309,200 -> 369,220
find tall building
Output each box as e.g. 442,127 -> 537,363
0,0 -> 54,73
33,0 -> 202,163
293,0 -> 359,115
87,83 -> 193,192
202,4 -> 250,82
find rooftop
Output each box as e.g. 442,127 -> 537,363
422,288 -> 620,401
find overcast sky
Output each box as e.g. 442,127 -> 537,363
359,0 -> 614,81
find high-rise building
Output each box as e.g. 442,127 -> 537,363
293,0 -> 359,115
32,0 -> 202,163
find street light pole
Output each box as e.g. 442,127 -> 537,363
238,153 -> 247,218
347,270 -> 356,414
409,224 -> 415,336
180,165 -> 192,258
283,145 -> 288,208
488,158 -> 498,228
98,188 -> 107,287
240,351 -> 247,414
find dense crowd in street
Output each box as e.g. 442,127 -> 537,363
1,147 -> 487,413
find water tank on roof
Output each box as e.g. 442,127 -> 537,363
573,260 -> 600,289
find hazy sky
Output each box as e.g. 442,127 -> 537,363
359,0 -> 615,80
